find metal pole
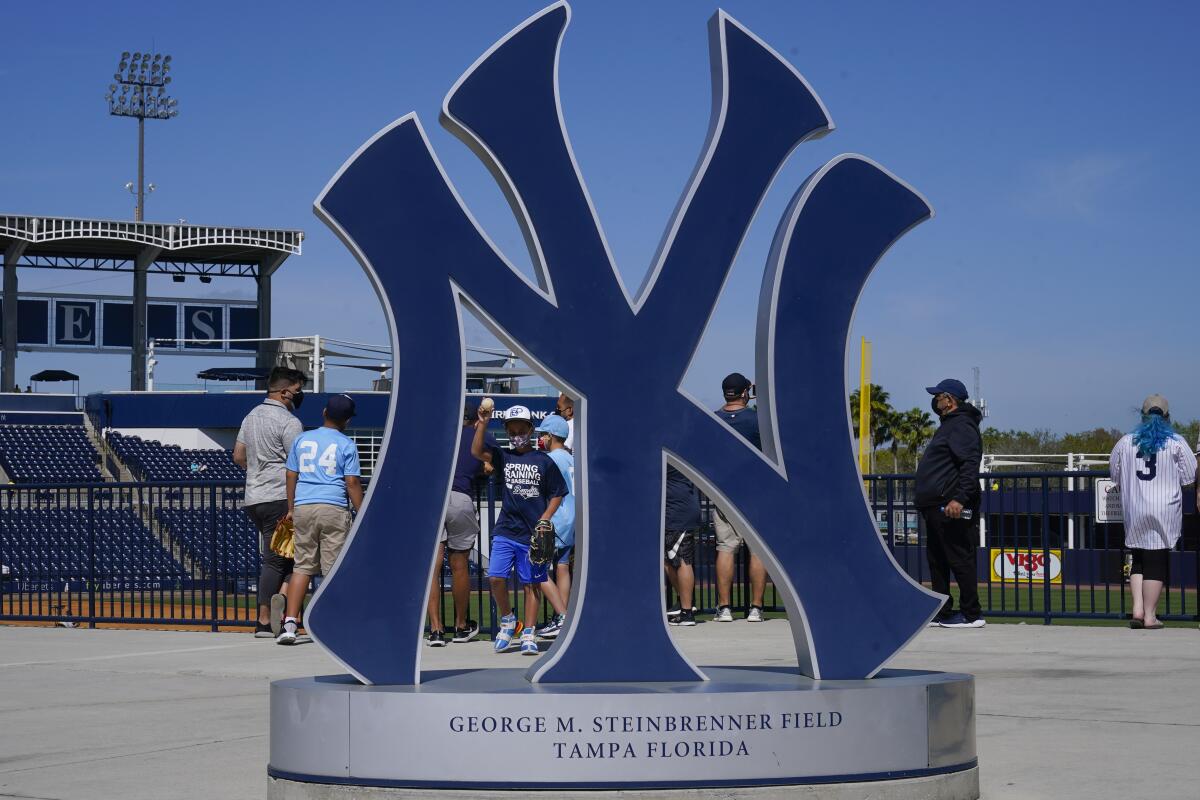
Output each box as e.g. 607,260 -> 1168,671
858,338 -> 871,474
210,484 -> 219,631
1041,479 -> 1052,625
0,244 -> 21,392
146,339 -> 155,391
136,116 -> 145,221
88,485 -> 96,628
313,335 -> 322,392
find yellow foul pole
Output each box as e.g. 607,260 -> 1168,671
858,337 -> 871,474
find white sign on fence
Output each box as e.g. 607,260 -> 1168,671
1094,478 -> 1121,523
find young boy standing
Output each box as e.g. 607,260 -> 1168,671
471,404 -> 567,655
533,414 -> 573,639
277,394 -> 363,645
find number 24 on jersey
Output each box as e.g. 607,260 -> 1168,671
298,441 -> 339,476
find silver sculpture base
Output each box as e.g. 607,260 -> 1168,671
269,667 -> 976,796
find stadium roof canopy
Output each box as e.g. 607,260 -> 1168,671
1,213 -> 305,392
0,214 -> 303,277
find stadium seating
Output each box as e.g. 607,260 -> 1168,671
156,506 -> 260,576
0,507 -> 184,580
106,432 -> 245,481
0,425 -> 104,483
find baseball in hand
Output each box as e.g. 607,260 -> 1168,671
479,397 -> 494,416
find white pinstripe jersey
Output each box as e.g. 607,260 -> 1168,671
1109,434 -> 1197,549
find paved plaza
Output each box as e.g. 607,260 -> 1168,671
0,621 -> 1195,800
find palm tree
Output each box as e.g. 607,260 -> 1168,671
848,384 -> 894,469
885,409 -> 905,473
895,408 -> 936,471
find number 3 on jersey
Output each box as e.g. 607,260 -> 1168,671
298,440 -> 339,476
1136,452 -> 1157,481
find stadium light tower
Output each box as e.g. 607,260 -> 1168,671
106,51 -> 178,221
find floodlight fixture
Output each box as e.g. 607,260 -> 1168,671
107,50 -> 178,221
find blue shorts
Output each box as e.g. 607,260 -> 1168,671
488,536 -> 548,585
555,546 -> 573,566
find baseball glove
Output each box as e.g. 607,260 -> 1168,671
530,519 -> 556,566
269,518 -> 295,559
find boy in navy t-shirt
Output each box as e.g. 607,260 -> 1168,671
471,404 -> 567,654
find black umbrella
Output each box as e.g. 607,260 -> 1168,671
196,367 -> 271,382
30,369 -> 80,395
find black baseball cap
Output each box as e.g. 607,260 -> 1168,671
326,394 -> 357,422
722,372 -> 752,399
925,379 -> 968,401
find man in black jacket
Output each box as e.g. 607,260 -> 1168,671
915,378 -> 985,628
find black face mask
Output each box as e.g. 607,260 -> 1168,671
931,396 -> 942,416
291,390 -> 305,410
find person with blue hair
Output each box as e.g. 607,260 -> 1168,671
1109,394 -> 1196,629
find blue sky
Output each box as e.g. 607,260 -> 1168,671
2,1 -> 1198,432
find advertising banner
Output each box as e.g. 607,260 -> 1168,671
989,548 -> 1063,584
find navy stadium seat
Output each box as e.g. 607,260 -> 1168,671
0,507 -> 185,580
106,432 -> 246,482
0,425 -> 104,483
156,506 -> 260,575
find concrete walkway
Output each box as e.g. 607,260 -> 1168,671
0,621 -> 1196,800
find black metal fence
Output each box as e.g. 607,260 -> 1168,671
2,472 -> 1197,632
0,481 -> 255,629
866,471 -> 1199,623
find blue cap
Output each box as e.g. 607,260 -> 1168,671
326,393 -> 357,422
925,379 -> 968,401
535,414 -> 569,439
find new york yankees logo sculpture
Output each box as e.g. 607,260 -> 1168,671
308,2 -> 943,685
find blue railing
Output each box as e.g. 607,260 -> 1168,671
1,471 -> 1196,631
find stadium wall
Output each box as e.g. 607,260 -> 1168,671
85,391 -> 557,434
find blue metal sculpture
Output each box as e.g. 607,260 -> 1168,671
309,2 -> 943,686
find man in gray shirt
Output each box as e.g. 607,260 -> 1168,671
234,367 -> 306,637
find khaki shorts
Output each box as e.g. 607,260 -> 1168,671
439,490 -> 480,552
293,503 -> 352,576
714,509 -> 753,555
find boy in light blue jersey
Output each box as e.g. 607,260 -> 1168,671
277,394 -> 363,644
534,414 -> 573,639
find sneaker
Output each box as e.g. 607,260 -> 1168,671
493,613 -> 518,653
746,606 -> 765,623
276,618 -> 298,645
426,629 -> 447,647
452,619 -> 480,643
938,612 -> 986,629
520,629 -> 539,656
667,605 -> 697,623
671,609 -> 696,627
270,594 -> 286,636
713,606 -> 734,622
535,614 -> 565,639
254,621 -> 274,638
